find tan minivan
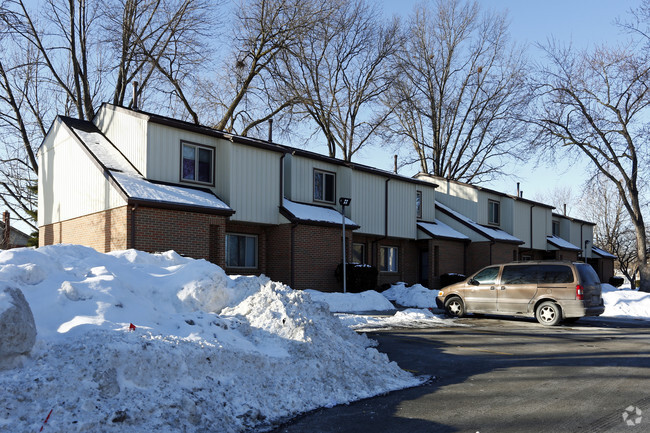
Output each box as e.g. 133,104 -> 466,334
436,261 -> 605,326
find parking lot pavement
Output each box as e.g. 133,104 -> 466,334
271,316 -> 650,433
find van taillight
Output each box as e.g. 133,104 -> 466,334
576,285 -> 585,300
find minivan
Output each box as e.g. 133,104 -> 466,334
435,261 -> 605,325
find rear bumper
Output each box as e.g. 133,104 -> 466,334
562,301 -> 605,318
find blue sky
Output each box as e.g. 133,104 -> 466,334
356,0 -> 642,202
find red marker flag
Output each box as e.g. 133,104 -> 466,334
129,323 -> 136,331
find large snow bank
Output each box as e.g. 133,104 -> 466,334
602,283 -> 650,319
338,308 -> 460,331
382,283 -> 440,308
0,245 -> 423,432
305,289 -> 395,313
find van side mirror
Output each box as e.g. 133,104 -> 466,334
469,278 -> 480,286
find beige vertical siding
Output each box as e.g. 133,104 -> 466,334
94,105 -> 148,175
513,201 -> 533,248
436,192 -> 479,222
288,155 -> 341,205
228,144 -> 281,224
38,120 -> 127,226
350,170 -> 387,235
387,180 -> 417,239
419,186 -> 436,222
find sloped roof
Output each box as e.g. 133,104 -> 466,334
435,201 -> 524,244
547,235 -> 582,251
280,199 -> 359,228
417,221 -> 470,241
592,246 -> 617,259
60,116 -> 233,215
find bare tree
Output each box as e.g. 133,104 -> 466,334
527,38 -> 650,292
385,0 -> 529,183
532,185 -> 576,217
275,0 -> 400,161
0,0 -> 216,231
579,175 -> 641,286
195,0 -> 333,137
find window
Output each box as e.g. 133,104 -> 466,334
488,200 -> 500,225
416,191 -> 423,219
181,142 -> 213,184
472,266 -> 499,285
225,234 -> 257,268
313,169 -> 335,203
501,265 -> 574,285
352,243 -> 366,264
379,246 -> 398,272
552,220 -> 560,236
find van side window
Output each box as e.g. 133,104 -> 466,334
502,265 -> 537,284
473,267 -> 499,285
538,265 -> 574,284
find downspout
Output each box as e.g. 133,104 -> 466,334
279,153 -> 285,207
130,203 -> 138,249
580,223 -> 585,260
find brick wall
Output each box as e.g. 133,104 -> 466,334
467,241 -> 519,275
39,206 -> 128,252
429,239 -> 467,289
131,206 -> 227,263
266,224 -> 292,286
351,234 -> 419,289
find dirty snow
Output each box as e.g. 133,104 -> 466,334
304,289 -> 394,313
0,245 -> 424,432
338,308 -> 461,332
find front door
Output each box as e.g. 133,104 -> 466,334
464,266 -> 500,313
419,249 -> 429,287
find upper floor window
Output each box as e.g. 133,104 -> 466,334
416,190 -> 422,219
181,141 -> 213,184
488,199 -> 500,225
552,220 -> 560,236
314,169 -> 335,203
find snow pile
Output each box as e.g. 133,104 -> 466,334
601,283 -> 650,319
305,289 -> 395,313
0,245 -> 423,432
382,283 -> 440,308
338,308 -> 459,331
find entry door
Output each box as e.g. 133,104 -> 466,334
464,266 -> 499,312
419,249 -> 429,287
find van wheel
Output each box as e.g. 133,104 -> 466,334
536,301 -> 561,326
444,297 -> 465,318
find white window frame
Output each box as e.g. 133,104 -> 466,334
313,169 -> 336,203
379,246 -> 398,273
225,233 -> 258,268
181,141 -> 214,185
488,199 -> 500,225
416,190 -> 423,219
552,220 -> 560,237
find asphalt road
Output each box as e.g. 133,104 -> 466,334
270,316 -> 650,433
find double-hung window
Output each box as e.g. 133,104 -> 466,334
488,199 -> 500,225
181,141 -> 213,184
226,234 -> 257,268
379,246 -> 398,273
313,169 -> 335,203
552,220 -> 560,236
416,191 -> 423,219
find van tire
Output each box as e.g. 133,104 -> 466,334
444,296 -> 465,318
536,301 -> 561,326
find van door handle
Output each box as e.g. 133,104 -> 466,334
500,286 -> 506,290
490,286 -> 496,290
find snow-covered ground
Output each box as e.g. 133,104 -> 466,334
2,245 -> 650,432
0,245 -> 424,432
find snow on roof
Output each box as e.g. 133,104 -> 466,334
111,171 -> 232,211
547,235 -> 582,251
417,220 -> 469,241
62,117 -> 139,175
592,246 -> 617,259
435,201 -> 523,243
282,198 -> 358,227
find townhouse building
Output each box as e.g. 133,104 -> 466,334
38,103 -> 614,291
